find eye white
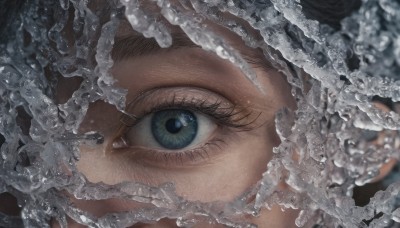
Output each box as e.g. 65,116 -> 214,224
126,110 -> 217,150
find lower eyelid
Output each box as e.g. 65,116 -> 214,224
111,137 -> 228,167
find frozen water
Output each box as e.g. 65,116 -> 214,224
1,0 -> 400,227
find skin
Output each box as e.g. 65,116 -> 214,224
54,18 -> 300,227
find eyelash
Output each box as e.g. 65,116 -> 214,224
120,94 -> 258,130
112,95 -> 258,165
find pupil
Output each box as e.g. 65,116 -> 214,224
165,118 -> 183,134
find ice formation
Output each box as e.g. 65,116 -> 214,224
1,0 -> 400,227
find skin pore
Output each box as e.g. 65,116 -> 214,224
54,16 -> 299,227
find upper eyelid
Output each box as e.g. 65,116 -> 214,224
126,86 -> 231,106
120,97 -> 239,128
121,86 -> 234,119
119,88 -> 259,130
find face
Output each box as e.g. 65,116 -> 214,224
2,1 -> 398,227
54,17 -> 299,227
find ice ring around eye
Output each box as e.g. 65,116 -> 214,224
125,109 -> 217,151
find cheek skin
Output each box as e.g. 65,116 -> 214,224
72,83 -> 296,226
76,118 -> 276,201
71,125 -> 298,228
172,127 -> 276,202
68,114 -> 298,226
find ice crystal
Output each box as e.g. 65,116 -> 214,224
1,0 -> 400,227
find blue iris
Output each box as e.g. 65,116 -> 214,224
151,110 -> 198,149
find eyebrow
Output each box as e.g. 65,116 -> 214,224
111,31 -> 274,72
112,32 -> 198,60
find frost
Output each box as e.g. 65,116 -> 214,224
1,0 -> 400,227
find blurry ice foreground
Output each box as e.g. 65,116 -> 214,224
2,0 -> 400,227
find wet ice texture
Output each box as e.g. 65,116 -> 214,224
1,0 -> 400,227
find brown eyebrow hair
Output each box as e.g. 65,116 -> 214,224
112,32 -> 198,60
111,31 -> 274,72
111,21 -> 275,72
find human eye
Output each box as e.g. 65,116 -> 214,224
125,109 -> 216,150
110,87 -> 258,167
